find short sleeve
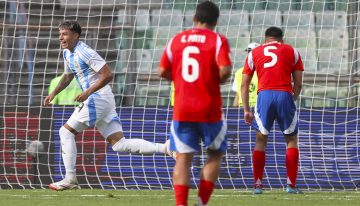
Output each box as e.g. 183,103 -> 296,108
159,37 -> 174,71
77,44 -> 107,72
86,50 -> 107,72
243,51 -> 255,77
216,36 -> 232,67
293,48 -> 304,71
63,51 -> 72,75
232,77 -> 238,92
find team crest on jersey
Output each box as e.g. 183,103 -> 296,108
74,59 -> 80,69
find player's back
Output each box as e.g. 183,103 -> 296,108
161,28 -> 231,123
246,41 -> 303,94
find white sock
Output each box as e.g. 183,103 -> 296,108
158,143 -> 166,154
112,138 -> 166,154
59,126 -> 77,183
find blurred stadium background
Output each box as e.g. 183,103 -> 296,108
0,0 -> 359,191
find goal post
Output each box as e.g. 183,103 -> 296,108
0,0 -> 359,190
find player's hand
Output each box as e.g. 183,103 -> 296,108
43,94 -> 55,107
74,91 -> 90,102
244,111 -> 254,126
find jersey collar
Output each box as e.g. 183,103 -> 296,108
263,40 -> 281,46
71,40 -> 81,53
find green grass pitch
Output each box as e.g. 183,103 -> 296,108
0,189 -> 359,206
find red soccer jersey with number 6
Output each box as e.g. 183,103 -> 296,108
159,28 -> 232,123
243,41 -> 304,94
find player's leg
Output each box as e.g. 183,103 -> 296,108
199,150 -> 223,182
251,91 -> 277,193
96,114 -> 175,157
276,91 -> 302,194
60,123 -> 80,182
284,133 -> 302,193
254,130 -> 268,151
49,119 -> 88,191
195,119 -> 227,206
170,121 -> 200,206
174,153 -> 194,206
252,130 -> 268,194
196,150 -> 223,206
284,134 -> 301,192
109,131 -> 167,154
93,95 -> 175,156
50,98 -> 105,190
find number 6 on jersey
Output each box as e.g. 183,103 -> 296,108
182,46 -> 200,82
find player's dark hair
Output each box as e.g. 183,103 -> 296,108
58,20 -> 82,38
195,1 -> 219,25
265,27 -> 283,40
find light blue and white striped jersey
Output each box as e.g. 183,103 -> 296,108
63,41 -> 113,98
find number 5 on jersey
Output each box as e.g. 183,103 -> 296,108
264,46 -> 277,68
182,46 -> 199,82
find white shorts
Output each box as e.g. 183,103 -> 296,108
66,94 -> 122,138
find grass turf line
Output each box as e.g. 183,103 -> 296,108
0,189 -> 359,206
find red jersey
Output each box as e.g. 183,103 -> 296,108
159,28 -> 232,123
243,41 -> 304,94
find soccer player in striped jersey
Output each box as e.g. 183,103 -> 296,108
158,2 -> 232,206
44,20 -> 176,191
241,27 -> 304,194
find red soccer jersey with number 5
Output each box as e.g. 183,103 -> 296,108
159,28 -> 232,123
243,41 -> 304,94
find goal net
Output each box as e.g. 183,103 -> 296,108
0,0 -> 359,190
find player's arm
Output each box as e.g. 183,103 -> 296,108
48,79 -> 59,105
241,53 -> 255,126
232,76 -> 239,106
241,73 -> 254,126
49,74 -> 74,96
217,37 -> 232,84
292,70 -> 303,101
241,74 -> 252,113
44,74 -> 74,107
158,39 -> 173,80
233,93 -> 239,106
292,48 -> 304,101
158,67 -> 172,80
219,65 -> 232,84
74,64 -> 113,102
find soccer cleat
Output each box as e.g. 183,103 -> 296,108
286,186 -> 303,194
165,139 -> 177,161
252,186 -> 263,194
49,178 -> 80,191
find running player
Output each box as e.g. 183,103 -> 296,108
241,27 -> 304,194
44,20 -> 176,191
158,2 -> 232,206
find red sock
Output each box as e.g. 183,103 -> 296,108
286,148 -> 299,188
198,180 -> 215,205
174,185 -> 189,206
253,150 -> 266,189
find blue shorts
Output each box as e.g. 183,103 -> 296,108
253,90 -> 298,136
170,119 -> 228,153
